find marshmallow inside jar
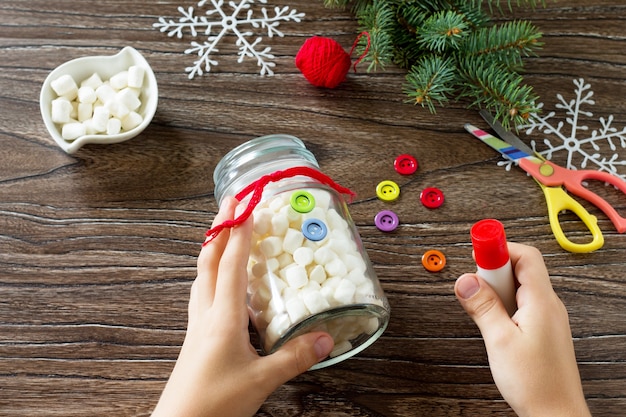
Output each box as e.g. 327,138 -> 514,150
40,46 -> 158,154
213,134 -> 391,370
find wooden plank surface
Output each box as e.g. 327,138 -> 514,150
1,0 -> 625,415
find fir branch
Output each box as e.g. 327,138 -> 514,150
321,0 -> 544,127
458,55 -> 540,128
404,55 -> 458,112
419,10 -> 469,52
464,20 -> 543,70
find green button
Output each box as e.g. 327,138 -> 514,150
290,190 -> 316,213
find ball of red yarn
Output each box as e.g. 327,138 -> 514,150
295,36 -> 351,89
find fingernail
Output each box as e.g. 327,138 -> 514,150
314,335 -> 334,360
457,274 -> 480,300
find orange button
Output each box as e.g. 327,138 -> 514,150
422,249 -> 446,272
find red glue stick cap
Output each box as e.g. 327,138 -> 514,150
471,219 -> 510,270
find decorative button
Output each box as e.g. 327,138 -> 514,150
290,190 -> 315,213
301,218 -> 328,241
420,187 -> 444,209
422,250 -> 446,272
374,210 -> 399,232
394,154 -> 418,175
376,180 -> 400,202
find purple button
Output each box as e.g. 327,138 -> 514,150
374,210 -> 399,232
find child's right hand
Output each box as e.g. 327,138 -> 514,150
455,242 -> 592,417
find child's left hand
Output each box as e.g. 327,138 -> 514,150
152,197 -> 334,417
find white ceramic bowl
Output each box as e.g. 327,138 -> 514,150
40,46 -> 158,154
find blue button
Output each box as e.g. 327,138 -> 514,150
301,218 -> 328,241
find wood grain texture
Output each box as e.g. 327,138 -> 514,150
1,0 -> 625,415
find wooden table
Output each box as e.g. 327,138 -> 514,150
1,1 -> 625,415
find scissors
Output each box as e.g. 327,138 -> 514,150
465,110 -> 626,253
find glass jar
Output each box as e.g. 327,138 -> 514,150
213,134 -> 390,369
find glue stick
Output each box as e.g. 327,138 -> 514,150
470,219 -> 517,316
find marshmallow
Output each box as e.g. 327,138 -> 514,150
284,265 -> 308,289
106,117 -> 122,135
117,88 -> 141,111
293,247 -> 314,266
51,74 -> 78,99
51,98 -> 73,124
77,102 -> 93,122
92,106 -> 110,132
61,122 -> 86,140
128,65 -> 145,88
259,236 -> 282,258
80,73 -> 103,89
286,297 -> 308,323
109,70 -> 128,90
282,228 -> 303,254
77,86 -> 97,104
121,111 -> 142,131
302,290 -> 330,314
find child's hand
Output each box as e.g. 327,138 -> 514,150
455,242 -> 591,417
152,197 -> 334,417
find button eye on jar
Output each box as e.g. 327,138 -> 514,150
422,249 -> 446,272
376,180 -> 400,202
290,190 -> 316,213
420,187 -> 444,209
302,218 -> 328,241
394,154 -> 418,175
374,210 -> 399,232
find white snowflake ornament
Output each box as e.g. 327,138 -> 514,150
502,78 -> 626,180
154,0 -> 305,78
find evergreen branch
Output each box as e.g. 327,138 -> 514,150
403,55 -> 458,112
464,20 -> 543,70
458,55 -> 540,128
419,10 -> 469,52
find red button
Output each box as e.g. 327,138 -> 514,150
394,154 -> 418,175
420,187 -> 444,209
422,250 -> 446,272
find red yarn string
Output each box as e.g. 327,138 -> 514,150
203,166 -> 356,245
349,31 -> 371,73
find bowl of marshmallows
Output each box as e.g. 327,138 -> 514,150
40,46 -> 158,154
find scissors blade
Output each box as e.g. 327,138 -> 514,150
464,123 -> 535,163
479,110 -> 537,157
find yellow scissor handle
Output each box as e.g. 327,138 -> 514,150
539,183 -> 604,253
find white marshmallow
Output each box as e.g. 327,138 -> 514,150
77,86 -> 97,104
117,88 -> 141,111
95,84 -> 116,104
276,252 -> 293,268
284,265 -> 308,289
259,236 -> 282,258
51,74 -> 78,98
128,65 -> 145,88
325,258 -> 348,278
270,213 -> 289,236
309,264 -> 327,283
92,106 -> 110,132
61,122 -> 86,140
105,100 -> 130,119
314,246 -> 336,265
109,70 -> 128,90
253,208 -> 273,236
293,247 -> 314,266
282,228 -> 303,254
302,290 -> 331,314
121,111 -> 142,131
286,297 -> 308,323
106,118 -> 122,135
51,98 -> 73,124
80,73 -> 103,89
333,279 -> 356,304
265,313 -> 291,350
76,102 -> 92,122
